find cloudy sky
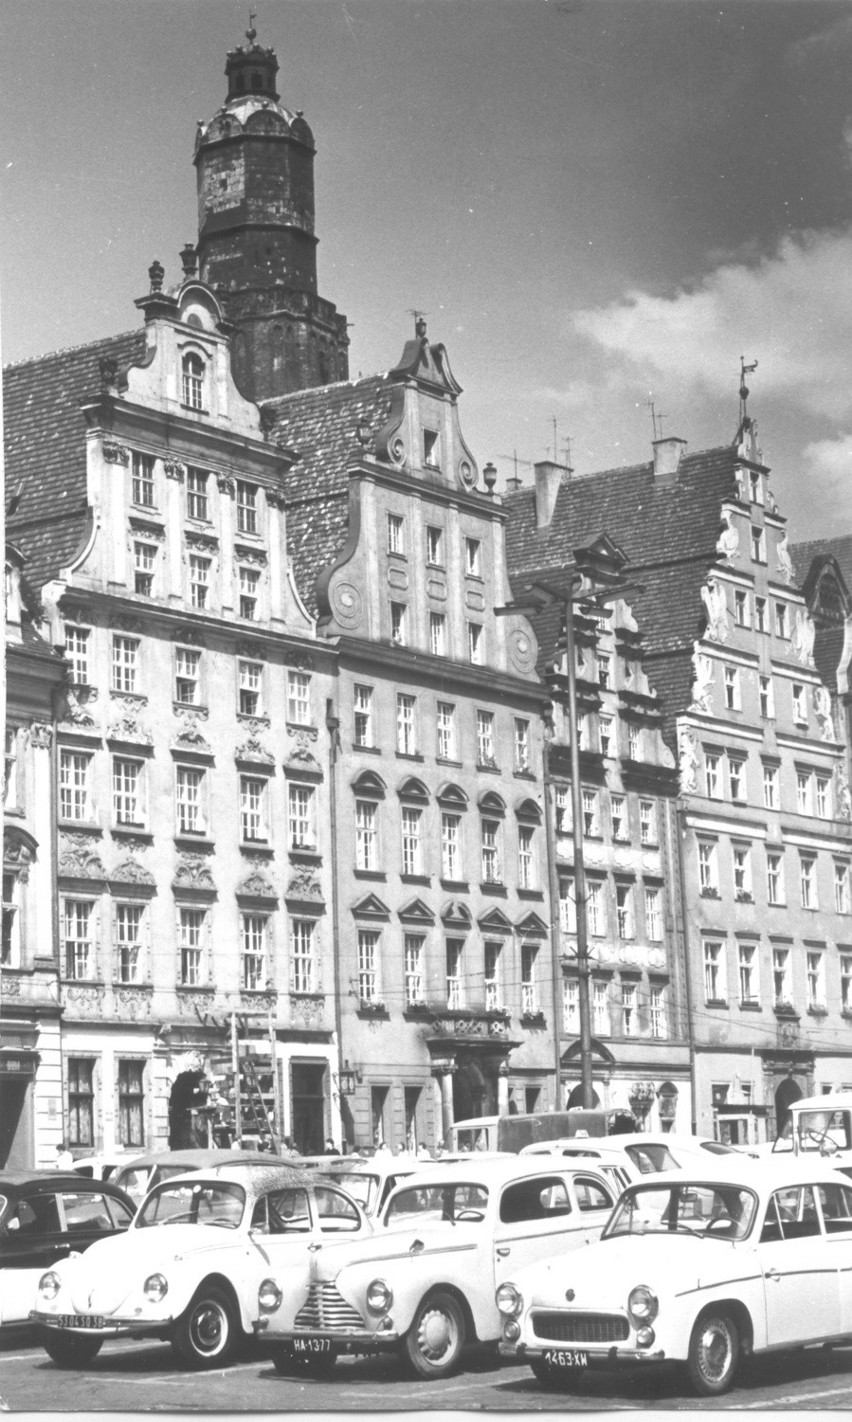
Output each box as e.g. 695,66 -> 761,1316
3,0 -> 852,541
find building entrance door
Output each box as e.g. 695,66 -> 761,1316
291,1062 -> 326,1155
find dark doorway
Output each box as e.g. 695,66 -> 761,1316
774,1077 -> 803,1139
0,1077 -> 30,1168
291,1062 -> 326,1155
169,1070 -> 208,1148
566,1083 -> 601,1109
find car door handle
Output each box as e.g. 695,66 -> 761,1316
496,1247 -> 510,1257
308,1243 -> 321,1252
765,1268 -> 780,1281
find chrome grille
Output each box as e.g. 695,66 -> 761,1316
294,1283 -> 365,1331
531,1312 -> 629,1344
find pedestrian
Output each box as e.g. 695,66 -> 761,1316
324,1137 -> 338,1155
417,1142 -> 431,1159
55,1141 -> 73,1169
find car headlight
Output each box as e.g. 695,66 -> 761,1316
144,1273 -> 168,1303
39,1271 -> 62,1300
258,1278 -> 283,1313
495,1282 -> 523,1318
366,1278 -> 392,1314
628,1285 -> 658,1325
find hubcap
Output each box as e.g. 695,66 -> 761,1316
192,1302 -> 226,1355
700,1323 -> 729,1379
418,1307 -> 454,1361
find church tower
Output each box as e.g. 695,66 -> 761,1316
194,25 -> 349,400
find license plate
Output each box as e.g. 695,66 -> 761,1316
543,1349 -> 588,1369
56,1314 -> 105,1330
292,1336 -> 333,1355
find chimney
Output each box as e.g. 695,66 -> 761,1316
652,436 -> 686,482
534,460 -> 568,530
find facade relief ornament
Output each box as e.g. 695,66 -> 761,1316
111,857 -> 156,887
114,987 -> 153,1018
236,640 -> 267,660
102,441 -> 130,466
164,461 -> 186,481
286,733 -> 321,769
700,579 -> 729,642
233,548 -> 267,568
286,870 -> 324,902
287,651 -> 315,673
813,685 -> 835,743
290,995 -> 326,1028
176,991 -> 215,1017
715,509 -> 740,563
64,985 -> 106,1010
217,474 -> 235,496
58,836 -> 107,880
330,580 -> 363,630
172,627 -> 206,647
109,706 -> 154,746
775,531 -> 795,585
791,609 -> 816,667
60,687 -> 98,728
110,614 -> 143,633
834,764 -> 852,821
173,705 -> 209,724
173,855 -> 217,891
237,868 -> 278,900
266,490 -> 287,511
127,523 -> 166,544
2,975 -> 21,997
26,722 -> 53,750
185,535 -> 218,554
235,736 -> 274,765
172,720 -> 212,753
677,724 -> 699,794
689,652 -> 715,714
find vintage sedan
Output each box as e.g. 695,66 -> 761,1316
496,1159 -> 852,1396
259,1156 -> 618,1379
32,1164 -> 371,1369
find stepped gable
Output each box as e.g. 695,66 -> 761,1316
505,444 -> 740,748
4,329 -> 148,589
261,372 -> 393,612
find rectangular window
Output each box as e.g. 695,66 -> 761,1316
2,872 -> 19,965
622,982 -> 637,1037
484,942 -> 502,1011
749,469 -> 763,504
593,979 -> 609,1036
68,1059 -> 95,1148
521,944 -> 538,1015
437,701 -> 456,760
115,903 -> 144,984
800,854 -> 816,909
358,929 -> 381,1004
429,612 -> 446,656
563,977 -> 579,1032
724,665 -> 741,711
645,887 -> 662,940
775,602 -> 789,639
404,934 -> 425,1007
240,775 -> 267,843
60,749 -> 93,823
705,752 -> 721,798
560,876 -> 577,933
354,684 -> 374,747
396,693 -> 417,754
175,646 -> 201,705
390,602 -> 407,646
766,852 -> 785,906
112,635 -> 138,693
477,709 -> 495,767
481,818 -> 501,883
176,765 -> 206,835
729,756 -> 746,802
401,807 -> 423,875
628,724 -> 641,761
639,799 -> 657,845
287,670 -> 311,725
241,913 -> 267,991
587,880 -> 604,935
387,513 -> 405,555
610,793 -> 627,841
835,861 -> 851,914
3,728 -> 18,812
189,554 -> 210,609
738,943 -> 759,1005
441,813 -> 461,880
465,537 -> 482,576
65,626 -> 90,684
816,775 -> 831,819
131,451 -> 155,508
772,946 -> 791,1007
734,589 -> 749,627
518,825 -> 535,889
582,788 -> 600,837
356,800 -> 377,870
751,525 -> 766,563
239,566 -> 260,620
698,840 -> 718,893
117,1061 -> 145,1147
63,900 -> 94,980
287,783 -> 315,850
113,757 -> 144,827
841,954 -> 852,1014
514,718 -> 531,773
426,525 -> 444,566
599,714 -> 614,757
650,985 -> 666,1039
755,596 -> 767,633
733,844 -> 753,898
598,654 -> 611,689
236,481 -> 258,535
446,939 -> 463,1009
704,940 -> 726,1002
133,542 -> 156,596
792,683 -> 807,725
615,883 -> 633,938
186,466 -> 209,521
290,919 -> 317,994
759,675 -> 774,719
178,908 -> 206,986
555,786 -> 572,836
807,950 -> 826,1010
763,764 -> 779,809
238,660 -> 262,716
468,622 -> 483,664
423,429 -> 440,466
182,354 -> 204,409
796,770 -> 813,815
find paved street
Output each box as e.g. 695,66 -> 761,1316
3,1329 -> 852,1412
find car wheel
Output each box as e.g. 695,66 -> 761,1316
270,1344 -> 338,1377
529,1357 -> 582,1391
171,1284 -> 238,1369
687,1309 -> 740,1396
41,1331 -> 104,1368
403,1290 -> 466,1379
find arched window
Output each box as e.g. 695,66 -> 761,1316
182,353 -> 205,410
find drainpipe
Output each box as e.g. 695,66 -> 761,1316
542,721 -> 564,1110
674,802 -> 697,1134
326,695 -> 345,1146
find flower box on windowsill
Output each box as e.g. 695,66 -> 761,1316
477,757 -> 500,773
735,891 -> 754,903
357,999 -> 388,1018
520,1010 -> 546,1028
700,887 -> 720,899
773,1002 -> 799,1019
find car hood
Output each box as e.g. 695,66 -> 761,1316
310,1220 -> 482,1282
57,1226 -> 248,1315
510,1233 -> 750,1307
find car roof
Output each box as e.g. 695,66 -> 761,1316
619,1158 -> 849,1189
791,1093 -> 852,1113
115,1148 -> 276,1172
153,1163 -> 319,1192
0,1171 -> 134,1204
387,1155 -> 616,1191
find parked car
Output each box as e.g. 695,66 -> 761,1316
32,1163 -> 372,1369
519,1133 -> 742,1191
320,1154 -> 443,1218
259,1156 -> 619,1379
0,1171 -> 135,1328
69,1157 -> 126,1182
112,1148 -> 275,1204
496,1158 -> 852,1396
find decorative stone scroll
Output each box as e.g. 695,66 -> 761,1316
236,867 -> 278,900
102,441 -> 130,466
164,461 -> 186,481
114,987 -> 153,1019
677,724 -> 699,794
27,722 -> 53,750
110,857 -> 156,887
58,836 -> 106,881
217,474 -> 235,496
689,652 -> 715,714
173,855 -> 216,892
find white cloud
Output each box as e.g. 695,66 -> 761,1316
801,431 -> 852,500
566,231 -> 852,422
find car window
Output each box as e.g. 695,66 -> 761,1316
328,1172 -> 377,1211
314,1186 -> 362,1233
500,1177 -> 573,1224
105,1195 -> 135,1230
60,1191 -> 114,1233
625,1144 -> 678,1173
607,1183 -> 756,1239
73,1165 -> 95,1178
10,1195 -> 62,1235
762,1185 -> 821,1242
817,1181 -> 852,1233
260,1188 -> 312,1234
115,1167 -> 151,1200
385,1182 -> 488,1225
136,1180 -> 245,1229
574,1175 -> 615,1212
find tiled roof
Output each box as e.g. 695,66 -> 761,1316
790,534 -> 852,594
261,373 -> 394,612
505,446 -> 741,747
3,330 -> 147,589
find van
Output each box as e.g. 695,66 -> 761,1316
443,1107 -> 637,1155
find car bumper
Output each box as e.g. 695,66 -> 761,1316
499,1341 -> 666,1365
32,1310 -> 173,1338
268,1326 -> 401,1352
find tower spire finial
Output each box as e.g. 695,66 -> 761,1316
246,10 -> 257,44
739,356 -> 758,425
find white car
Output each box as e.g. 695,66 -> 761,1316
258,1156 -> 618,1379
496,1159 -> 852,1396
520,1132 -> 741,1190
31,1165 -> 371,1370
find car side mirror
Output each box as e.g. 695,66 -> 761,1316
5,1218 -> 20,1233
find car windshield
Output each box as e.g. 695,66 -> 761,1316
604,1182 -> 757,1241
385,1182 -> 488,1226
136,1180 -> 246,1229
623,1144 -> 679,1173
330,1172 -> 378,1211
795,1109 -> 852,1154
